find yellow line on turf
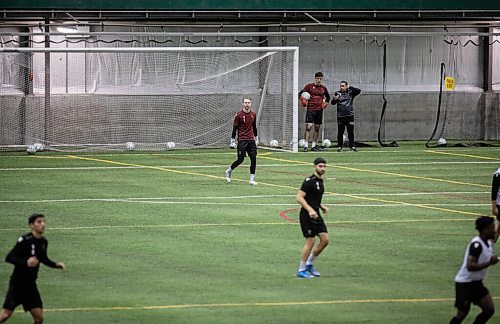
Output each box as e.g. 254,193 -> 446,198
0,218 -> 479,232
260,155 -> 488,188
65,154 -> 485,217
425,150 -> 500,161
35,296 -> 500,312
259,155 -> 485,217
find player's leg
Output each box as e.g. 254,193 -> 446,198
29,308 -> 44,324
305,225 -> 329,277
248,142 -> 257,185
450,282 -> 471,323
473,292 -> 494,324
347,116 -> 356,151
226,141 -> 247,182
304,123 -> 313,151
297,237 -> 316,278
297,211 -> 316,278
311,111 -> 323,151
0,309 -> 14,323
337,118 -> 346,151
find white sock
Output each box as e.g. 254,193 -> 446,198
250,174 -> 255,181
299,261 -> 306,272
312,141 -> 316,147
306,254 -> 317,266
227,167 -> 232,173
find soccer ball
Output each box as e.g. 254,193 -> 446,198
323,139 -> 331,148
298,139 -> 306,148
166,142 -> 176,150
437,137 -> 447,147
27,145 -> 36,155
301,92 -> 311,100
269,139 -> 279,147
343,134 -> 348,142
125,142 -> 135,151
33,143 -> 44,152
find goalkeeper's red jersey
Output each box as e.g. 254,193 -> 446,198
301,83 -> 330,111
233,110 -> 257,141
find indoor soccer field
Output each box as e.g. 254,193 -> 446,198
1,143 -> 499,323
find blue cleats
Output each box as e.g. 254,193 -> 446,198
296,270 -> 314,278
306,264 -> 320,277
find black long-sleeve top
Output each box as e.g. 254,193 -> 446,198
6,233 -> 57,284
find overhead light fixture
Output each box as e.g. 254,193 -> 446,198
56,25 -> 78,33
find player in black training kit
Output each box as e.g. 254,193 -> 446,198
0,214 -> 65,324
296,157 -> 329,278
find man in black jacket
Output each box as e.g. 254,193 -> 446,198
0,213 -> 65,324
331,81 -> 361,152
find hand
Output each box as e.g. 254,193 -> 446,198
493,205 -> 499,216
229,138 -> 237,149
56,262 -> 66,270
308,209 -> 318,219
490,255 -> 499,265
255,136 -> 259,146
320,205 -> 329,213
321,101 -> 328,109
27,256 -> 39,267
300,97 -> 308,107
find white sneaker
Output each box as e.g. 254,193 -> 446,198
225,169 -> 232,183
249,180 -> 257,186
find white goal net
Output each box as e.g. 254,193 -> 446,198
0,47 -> 299,152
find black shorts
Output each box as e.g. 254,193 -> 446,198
454,281 -> 490,311
2,280 -> 43,312
237,140 -> 257,160
305,110 -> 323,125
299,209 -> 328,237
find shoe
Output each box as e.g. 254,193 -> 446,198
350,147 -> 357,152
303,147 -> 308,152
312,146 -> 321,152
225,168 -> 232,183
337,147 -> 342,152
306,264 -> 320,277
249,180 -> 257,186
296,270 -> 314,278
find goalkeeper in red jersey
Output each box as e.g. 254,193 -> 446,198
225,96 -> 259,185
298,72 -> 331,152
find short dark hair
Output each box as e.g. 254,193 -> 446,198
314,157 -> 327,165
340,81 -> 348,86
28,213 -> 44,225
475,216 -> 494,232
315,72 -> 323,78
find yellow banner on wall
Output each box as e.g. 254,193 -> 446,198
445,76 -> 455,90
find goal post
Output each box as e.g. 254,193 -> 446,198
0,46 -> 299,152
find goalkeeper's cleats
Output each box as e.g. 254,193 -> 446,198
225,168 -> 232,183
312,146 -> 321,152
303,147 -> 308,152
296,270 -> 314,279
249,180 -> 257,186
306,264 -> 320,277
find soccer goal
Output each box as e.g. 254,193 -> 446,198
0,46 -> 299,152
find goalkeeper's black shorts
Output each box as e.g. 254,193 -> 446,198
305,109 -> 323,125
237,140 -> 257,159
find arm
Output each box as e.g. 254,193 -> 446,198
324,88 -> 331,103
330,91 -> 340,105
38,241 -> 65,269
466,242 -> 498,271
5,239 -> 29,267
350,86 -> 361,98
492,172 -> 500,216
466,254 -> 498,271
296,190 -> 318,219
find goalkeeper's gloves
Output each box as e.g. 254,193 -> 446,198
229,138 -> 237,149
300,97 -> 308,107
254,136 -> 259,146
321,100 -> 328,109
